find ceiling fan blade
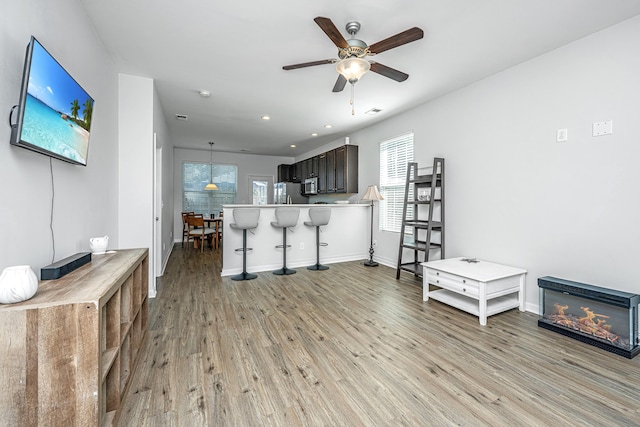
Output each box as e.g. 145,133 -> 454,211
314,17 -> 349,49
368,27 -> 424,54
283,59 -> 335,70
370,62 -> 409,82
332,74 -> 347,92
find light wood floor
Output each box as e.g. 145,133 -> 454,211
117,245 -> 640,426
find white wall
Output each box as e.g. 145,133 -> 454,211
0,0 -> 119,273
172,148 -> 294,243
153,85 -> 175,273
330,16 -> 640,313
118,74 -> 156,295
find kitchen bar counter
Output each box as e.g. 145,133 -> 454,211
221,204 -> 369,276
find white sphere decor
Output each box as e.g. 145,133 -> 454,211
0,265 -> 39,304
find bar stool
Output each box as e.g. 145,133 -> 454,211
271,207 -> 300,275
304,207 -> 331,271
229,208 -> 260,281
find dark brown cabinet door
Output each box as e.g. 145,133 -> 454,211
335,146 -> 346,192
318,154 -> 327,193
277,164 -> 292,182
310,156 -> 319,177
290,162 -> 301,183
326,149 -> 336,193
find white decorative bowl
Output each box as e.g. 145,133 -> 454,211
0,265 -> 38,304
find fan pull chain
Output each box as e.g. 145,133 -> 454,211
350,83 -> 355,115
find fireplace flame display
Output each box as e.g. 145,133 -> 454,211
538,276 -> 639,358
545,303 -> 629,349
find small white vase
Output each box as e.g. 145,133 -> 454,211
0,265 -> 39,304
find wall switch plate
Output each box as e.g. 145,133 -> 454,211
557,128 -> 568,142
593,120 -> 613,136
300,243 -> 304,250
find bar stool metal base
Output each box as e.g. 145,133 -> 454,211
306,224 -> 329,271
273,226 -> 296,275
231,271 -> 257,281
232,229 -> 257,281
273,267 -> 296,275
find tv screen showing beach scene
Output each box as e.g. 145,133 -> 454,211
12,37 -> 94,166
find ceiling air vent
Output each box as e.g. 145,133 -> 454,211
175,113 -> 188,121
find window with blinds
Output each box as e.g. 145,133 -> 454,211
379,132 -> 414,233
183,162 -> 237,216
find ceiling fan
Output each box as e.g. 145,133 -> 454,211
283,17 -> 424,93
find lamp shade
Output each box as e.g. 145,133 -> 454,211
204,182 -> 218,191
362,184 -> 384,201
336,57 -> 370,82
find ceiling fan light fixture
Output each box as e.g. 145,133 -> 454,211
336,57 -> 370,82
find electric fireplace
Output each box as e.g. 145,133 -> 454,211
538,276 -> 639,358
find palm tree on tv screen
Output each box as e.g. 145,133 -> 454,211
70,99 -> 80,120
82,99 -> 93,130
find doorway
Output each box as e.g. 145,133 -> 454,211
248,175 -> 274,205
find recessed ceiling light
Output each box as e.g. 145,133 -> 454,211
365,108 -> 382,115
261,115 -> 271,120
311,133 -> 318,137
199,90 -> 211,98
324,124 -> 332,129
290,144 -> 296,148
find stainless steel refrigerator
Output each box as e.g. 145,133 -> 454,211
274,182 -> 308,204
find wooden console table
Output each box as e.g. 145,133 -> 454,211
0,248 -> 148,426
422,257 -> 526,325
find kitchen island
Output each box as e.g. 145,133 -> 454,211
221,204 -> 369,277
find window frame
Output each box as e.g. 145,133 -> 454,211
379,132 -> 414,233
182,161 -> 238,216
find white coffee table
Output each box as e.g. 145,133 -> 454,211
422,257 -> 527,325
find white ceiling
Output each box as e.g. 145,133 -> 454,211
80,0 -> 640,157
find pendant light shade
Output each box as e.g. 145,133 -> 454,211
204,142 -> 218,191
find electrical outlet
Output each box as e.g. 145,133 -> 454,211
373,240 -> 377,247
300,243 -> 304,250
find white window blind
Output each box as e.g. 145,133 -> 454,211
183,162 -> 237,216
379,132 -> 414,233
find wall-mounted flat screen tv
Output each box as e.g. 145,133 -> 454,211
10,36 -> 94,166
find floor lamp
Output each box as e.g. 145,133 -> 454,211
362,185 -> 384,267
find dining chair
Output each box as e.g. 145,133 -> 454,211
181,212 -> 194,247
187,214 -> 216,252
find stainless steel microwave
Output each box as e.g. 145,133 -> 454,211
304,177 -> 318,195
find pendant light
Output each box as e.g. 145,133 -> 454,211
204,142 -> 218,191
